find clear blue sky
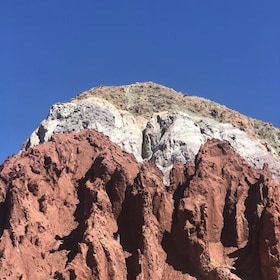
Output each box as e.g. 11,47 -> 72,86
1,1 -> 279,164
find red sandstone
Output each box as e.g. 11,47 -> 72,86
0,129 -> 279,279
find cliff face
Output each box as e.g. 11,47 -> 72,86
1,129 -> 280,280
2,82 -> 280,279
22,82 -> 280,183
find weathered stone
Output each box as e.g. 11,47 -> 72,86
24,98 -> 143,161
22,82 -> 280,184
1,130 -> 279,279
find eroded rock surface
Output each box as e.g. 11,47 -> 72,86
24,98 -> 143,161
1,129 -> 280,279
22,82 -> 280,183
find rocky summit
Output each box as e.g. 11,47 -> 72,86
1,82 -> 280,279
23,82 -> 280,184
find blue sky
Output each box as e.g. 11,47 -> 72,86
1,1 -> 279,163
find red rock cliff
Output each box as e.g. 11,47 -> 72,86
0,129 -> 279,280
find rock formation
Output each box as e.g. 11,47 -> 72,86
1,82 -> 280,279
22,82 -> 280,183
0,129 -> 280,279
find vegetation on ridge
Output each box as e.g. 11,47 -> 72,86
72,82 -> 280,157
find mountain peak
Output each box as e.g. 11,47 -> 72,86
1,83 -> 280,279
22,82 -> 280,183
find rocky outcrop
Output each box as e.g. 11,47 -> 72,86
22,82 -> 280,183
142,112 -> 280,184
71,82 -> 280,157
1,129 -> 280,279
24,97 -> 143,161
168,139 -> 280,280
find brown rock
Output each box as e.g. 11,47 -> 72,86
0,130 -> 279,279
167,139 -> 280,280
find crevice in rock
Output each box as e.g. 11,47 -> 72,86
161,230 -> 190,274
86,242 -> 98,277
221,188 -> 238,247
231,177 -> 263,279
141,129 -> 151,160
69,269 -> 76,280
125,250 -> 142,280
0,191 -> 10,237
38,124 -> 48,144
54,271 -> 66,280
117,183 -> 145,279
0,183 -> 17,241
228,244 -> 261,280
